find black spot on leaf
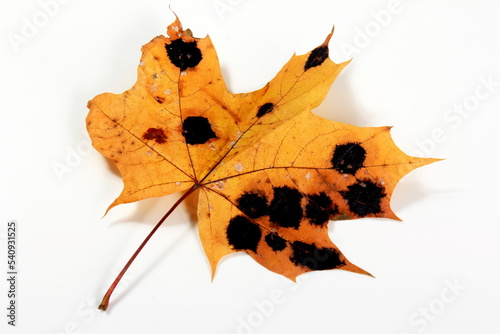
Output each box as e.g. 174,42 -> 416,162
265,232 -> 287,252
256,103 -> 275,118
331,143 -> 366,175
304,45 -> 329,71
165,39 -> 202,71
182,116 -> 217,145
341,179 -> 386,217
142,128 -> 167,144
226,216 -> 261,252
237,192 -> 268,218
290,241 -> 344,270
268,186 -> 303,229
306,193 -> 338,226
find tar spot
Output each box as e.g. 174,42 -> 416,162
268,186 -> 303,229
340,179 -> 386,217
306,192 -> 339,226
142,128 -> 167,144
331,142 -> 366,175
237,192 -> 268,219
265,232 -> 287,252
226,215 -> 261,252
182,116 -> 217,145
290,241 -> 344,270
165,39 -> 202,71
304,45 -> 329,71
256,103 -> 275,118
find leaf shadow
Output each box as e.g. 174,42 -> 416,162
105,226 -> 193,312
104,157 -> 121,178
314,66 -> 369,127
108,187 -> 199,228
391,178 -> 450,215
104,191 -> 203,312
392,180 -> 430,212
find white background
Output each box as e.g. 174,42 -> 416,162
1,0 -> 500,333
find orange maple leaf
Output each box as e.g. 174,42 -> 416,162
87,15 -> 438,310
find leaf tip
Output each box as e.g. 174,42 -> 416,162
102,198 -> 122,217
323,26 -> 334,47
411,157 -> 444,169
351,265 -> 376,278
385,211 -> 403,222
165,9 -> 195,42
209,258 -> 219,282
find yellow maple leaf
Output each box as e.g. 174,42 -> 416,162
87,15 -> 438,310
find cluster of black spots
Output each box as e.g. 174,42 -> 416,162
237,192 -> 268,219
305,192 -> 339,226
304,45 -> 329,71
264,232 -> 287,252
142,128 -> 167,144
256,103 -> 275,118
226,216 -> 262,252
268,186 -> 303,229
165,39 -> 202,71
182,116 -> 217,145
331,142 -> 367,175
340,179 -> 386,217
290,241 -> 344,270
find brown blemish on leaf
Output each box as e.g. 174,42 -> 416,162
154,96 -> 165,104
142,128 -> 167,144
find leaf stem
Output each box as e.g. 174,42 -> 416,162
98,185 -> 198,311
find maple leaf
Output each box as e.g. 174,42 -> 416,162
87,15 -> 438,310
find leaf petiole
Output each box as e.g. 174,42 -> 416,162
98,184 -> 198,311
